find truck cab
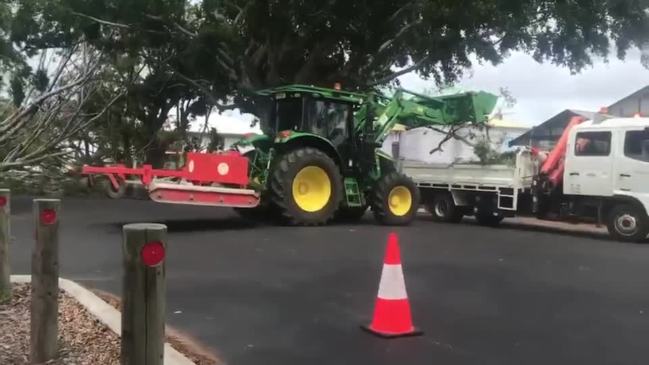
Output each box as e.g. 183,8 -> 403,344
563,117 -> 649,240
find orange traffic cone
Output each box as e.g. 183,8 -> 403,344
362,232 -> 422,338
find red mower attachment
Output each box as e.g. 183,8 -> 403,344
82,151 -> 260,208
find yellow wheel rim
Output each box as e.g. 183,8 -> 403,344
292,166 -> 332,212
388,186 -> 412,216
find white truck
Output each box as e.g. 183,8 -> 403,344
401,116 -> 649,242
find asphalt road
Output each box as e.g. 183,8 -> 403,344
8,196 -> 649,365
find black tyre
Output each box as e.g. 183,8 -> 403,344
607,204 -> 649,243
104,178 -> 126,199
334,205 -> 368,222
371,172 -> 420,225
475,197 -> 503,227
269,147 -> 343,225
427,193 -> 464,223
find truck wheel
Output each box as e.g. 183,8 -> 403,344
427,194 -> 464,223
334,205 -> 368,222
607,204 -> 649,243
269,147 -> 343,225
475,200 -> 504,227
371,172 -> 420,225
104,178 -> 126,199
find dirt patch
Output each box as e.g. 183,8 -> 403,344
0,283 -> 120,365
92,289 -> 223,365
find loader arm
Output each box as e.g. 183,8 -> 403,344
355,89 -> 499,146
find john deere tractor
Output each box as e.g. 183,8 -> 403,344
232,85 -> 497,225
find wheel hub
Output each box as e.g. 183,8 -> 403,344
292,166 -> 331,212
435,200 -> 449,217
298,183 -> 309,195
615,213 -> 638,236
388,186 -> 412,217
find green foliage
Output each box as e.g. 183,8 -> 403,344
473,139 -> 516,165
9,75 -> 25,106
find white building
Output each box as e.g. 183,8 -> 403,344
187,110 -> 261,150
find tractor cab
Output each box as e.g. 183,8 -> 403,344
256,85 -> 365,148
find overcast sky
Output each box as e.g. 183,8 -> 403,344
398,49 -> 649,126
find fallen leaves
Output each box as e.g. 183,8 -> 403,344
0,284 -> 120,365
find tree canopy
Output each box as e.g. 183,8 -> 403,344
7,1 -> 649,92
2,0 -> 649,167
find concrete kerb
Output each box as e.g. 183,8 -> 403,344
10,275 -> 196,365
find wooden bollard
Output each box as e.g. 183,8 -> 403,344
121,223 -> 167,365
31,198 -> 60,363
0,189 -> 10,303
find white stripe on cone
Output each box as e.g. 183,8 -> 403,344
377,264 -> 408,300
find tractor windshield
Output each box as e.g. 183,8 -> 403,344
303,98 -> 351,143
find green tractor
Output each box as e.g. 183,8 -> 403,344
232,84 -> 498,225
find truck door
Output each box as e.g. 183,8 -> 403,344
564,130 -> 614,196
615,128 -> 649,197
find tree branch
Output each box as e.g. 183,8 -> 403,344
375,18 -> 423,56
174,71 -> 237,110
427,124 -> 477,154
71,11 -> 131,28
368,55 -> 431,86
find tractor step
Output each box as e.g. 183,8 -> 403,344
344,178 -> 364,207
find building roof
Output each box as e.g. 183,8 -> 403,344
509,109 -> 595,146
508,84 -> 649,147
607,85 -> 649,110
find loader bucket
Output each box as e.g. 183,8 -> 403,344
434,91 -> 498,124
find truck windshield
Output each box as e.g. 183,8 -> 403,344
624,130 -> 649,162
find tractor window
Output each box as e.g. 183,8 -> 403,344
574,131 -> 611,156
275,98 -> 303,132
624,130 -> 649,162
304,99 -> 350,142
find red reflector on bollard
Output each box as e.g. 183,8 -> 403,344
40,209 -> 57,225
0,196 -> 6,207
141,241 -> 165,267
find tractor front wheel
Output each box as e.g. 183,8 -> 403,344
371,172 -> 420,225
269,147 -> 343,225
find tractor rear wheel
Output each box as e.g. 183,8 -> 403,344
371,172 -> 420,225
269,147 -> 343,225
